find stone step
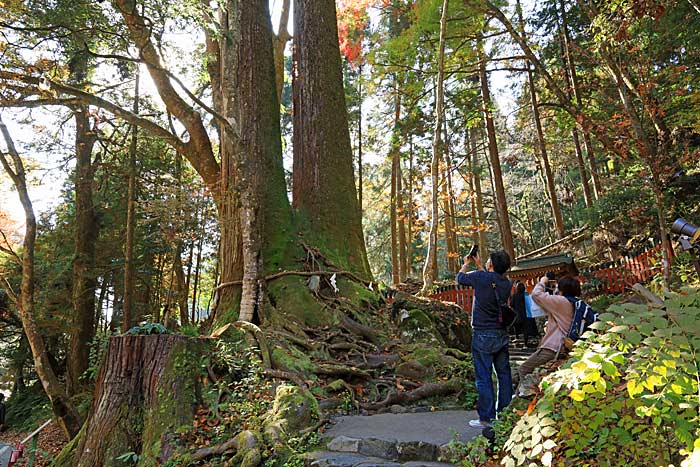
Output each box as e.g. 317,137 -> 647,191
310,410 -> 483,466
305,450 -> 455,467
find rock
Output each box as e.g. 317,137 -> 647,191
397,309 -> 445,346
358,438 -> 398,459
403,462 -> 455,467
389,405 -> 408,414
327,436 -> 362,453
391,292 -> 471,351
396,441 -> 438,462
319,398 -> 342,411
305,451 -> 401,467
396,360 -> 432,380
267,384 -> 320,435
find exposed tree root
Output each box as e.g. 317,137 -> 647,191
190,432 -> 251,462
339,313 -> 379,344
314,363 -> 371,379
264,368 -> 309,390
361,377 -> 462,411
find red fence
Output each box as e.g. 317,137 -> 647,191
429,286 -> 474,312
577,242 -> 670,295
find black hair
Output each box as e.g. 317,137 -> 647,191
490,250 -> 511,274
557,276 -> 581,297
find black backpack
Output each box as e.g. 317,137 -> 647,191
563,296 -> 598,350
491,282 -> 519,331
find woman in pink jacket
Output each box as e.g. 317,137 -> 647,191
513,275 -> 579,392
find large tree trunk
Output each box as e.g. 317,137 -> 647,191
477,37 -> 515,259
54,335 -> 206,467
293,0 -> 371,280
0,117 -> 82,439
422,0 -> 449,292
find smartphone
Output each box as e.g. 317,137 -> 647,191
467,244 -> 479,258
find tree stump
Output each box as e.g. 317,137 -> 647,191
53,335 -> 207,467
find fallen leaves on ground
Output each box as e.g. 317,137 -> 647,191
0,422 -> 67,467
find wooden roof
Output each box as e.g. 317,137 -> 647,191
506,252 -> 579,284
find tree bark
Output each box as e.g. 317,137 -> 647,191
477,36 -> 515,259
0,117 -> 82,439
54,336 -> 206,467
293,0 -> 371,280
422,0 -> 449,292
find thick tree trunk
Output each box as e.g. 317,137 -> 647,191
422,0 -> 449,292
54,336 -> 206,467
293,0 -> 371,280
68,105 -> 100,394
477,37 -> 515,259
0,117 -> 82,439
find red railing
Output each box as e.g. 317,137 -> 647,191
577,242 -> 670,295
390,243 -> 672,310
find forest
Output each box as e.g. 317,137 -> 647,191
0,0 -> 699,466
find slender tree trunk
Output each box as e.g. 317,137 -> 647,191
273,0 -> 291,103
558,0 -> 602,198
406,138 -> 414,276
397,155 -> 408,281
293,0 -> 371,280
526,67 -> 566,236
517,0 -> 565,238
390,89 -> 400,285
68,104 -> 100,394
122,70 -> 139,333
173,242 -> 189,326
469,128 -> 487,256
477,36 -> 515,259
443,123 -> 459,272
191,235 -> 203,322
357,62 -> 364,216
422,0 -> 449,292
0,117 -> 82,439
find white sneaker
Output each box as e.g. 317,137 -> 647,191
469,419 -> 491,428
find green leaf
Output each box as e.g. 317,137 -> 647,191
602,360 -> 619,377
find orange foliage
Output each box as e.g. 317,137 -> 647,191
337,0 -> 374,64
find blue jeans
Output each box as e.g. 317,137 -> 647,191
472,329 -> 513,422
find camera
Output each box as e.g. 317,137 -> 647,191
467,244 -> 479,258
671,218 -> 699,251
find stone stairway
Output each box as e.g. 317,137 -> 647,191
304,410 -> 483,467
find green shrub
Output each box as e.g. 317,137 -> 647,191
501,287 -> 700,467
